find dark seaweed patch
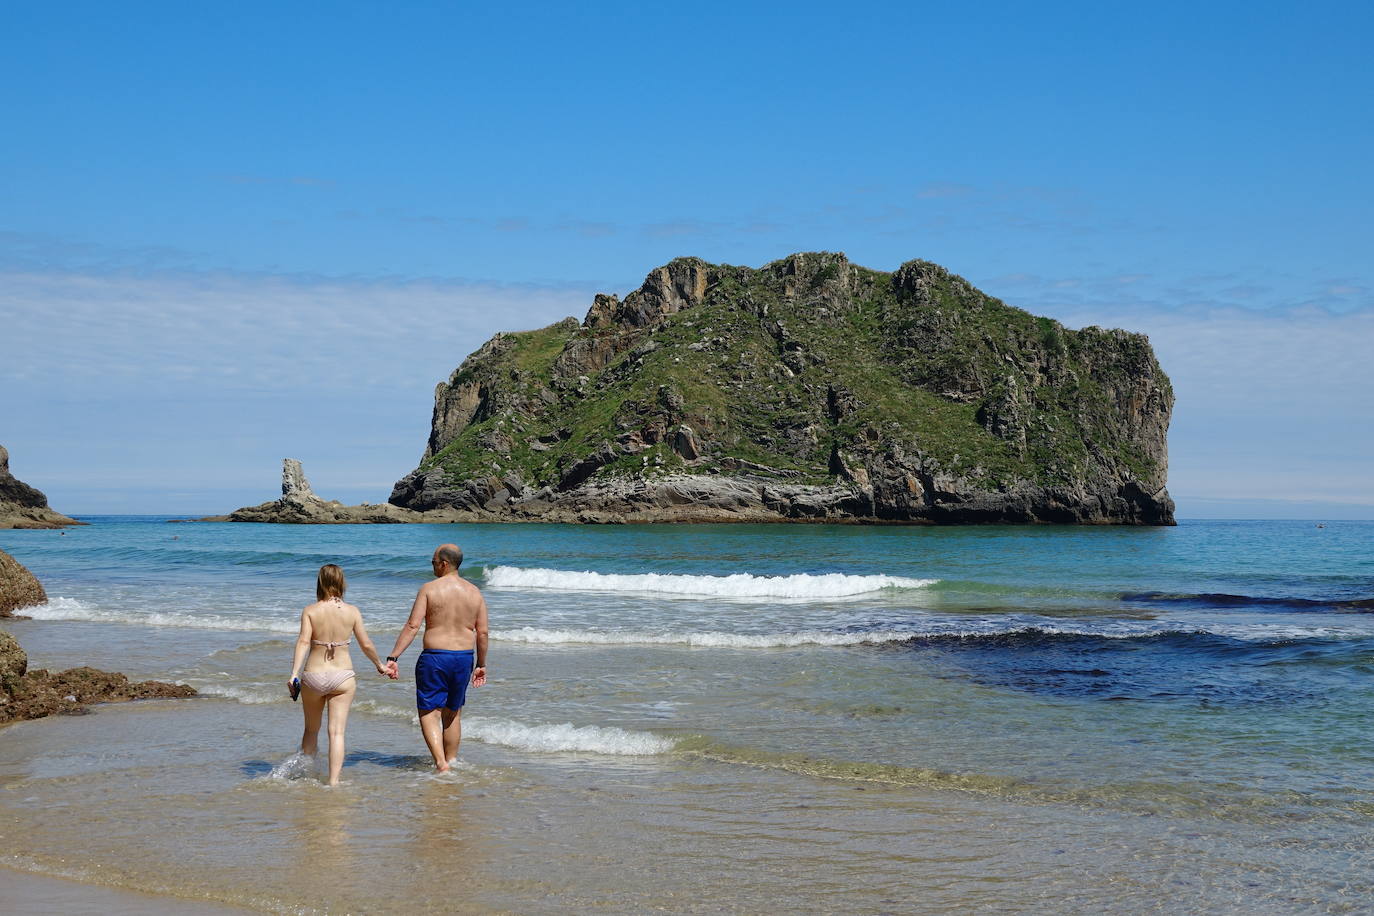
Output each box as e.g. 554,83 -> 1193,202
900,629 -> 1371,706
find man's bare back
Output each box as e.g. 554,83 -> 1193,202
412,571 -> 486,651
384,543 -> 489,676
383,543 -> 489,772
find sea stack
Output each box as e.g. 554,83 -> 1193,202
0,446 -> 81,529
389,253 -> 1175,525
216,459 -> 449,524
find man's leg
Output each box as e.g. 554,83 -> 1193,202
418,708 -> 450,773
441,708 -> 462,763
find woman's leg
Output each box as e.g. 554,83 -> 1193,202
324,679 -> 356,786
300,685 -> 326,757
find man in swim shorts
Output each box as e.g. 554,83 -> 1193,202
384,543 -> 489,773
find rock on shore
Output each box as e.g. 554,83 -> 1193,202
0,554 -> 196,725
0,630 -> 197,725
0,445 -> 82,529
390,252 -> 1176,525
1,548 -> 48,616
210,459 -> 462,524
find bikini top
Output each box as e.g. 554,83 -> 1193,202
312,638 -> 351,660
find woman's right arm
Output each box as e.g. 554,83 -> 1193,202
290,608 -> 312,686
353,609 -> 387,675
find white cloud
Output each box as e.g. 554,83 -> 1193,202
1,266 -> 595,512
1049,300 -> 1374,506
1,267 -> 591,396
4,263 -> 1370,512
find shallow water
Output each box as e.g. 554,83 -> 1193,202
2,518 -> 1373,912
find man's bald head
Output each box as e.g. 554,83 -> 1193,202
433,543 -> 464,572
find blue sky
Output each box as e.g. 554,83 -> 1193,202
3,1 -> 1371,517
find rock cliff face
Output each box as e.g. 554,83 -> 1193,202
390,253 -> 1175,525
0,446 -> 81,529
215,459 -> 461,524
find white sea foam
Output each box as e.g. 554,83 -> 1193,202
350,700 -> 675,755
266,751 -> 321,781
1197,622 -> 1374,642
24,597 -> 297,633
485,566 -> 937,599
24,598 -> 1374,647
465,717 -> 677,755
494,626 -> 943,648
493,623 -> 1145,648
196,683 -> 284,705
495,618 -> 1374,648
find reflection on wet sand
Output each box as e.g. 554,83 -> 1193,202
290,783 -> 352,861
3,687 -> 1373,913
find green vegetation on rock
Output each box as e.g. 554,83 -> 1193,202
392,253 -> 1174,524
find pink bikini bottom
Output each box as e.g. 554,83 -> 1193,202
299,670 -> 356,694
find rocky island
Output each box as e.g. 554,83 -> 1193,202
389,252 -> 1175,525
0,445 -> 82,529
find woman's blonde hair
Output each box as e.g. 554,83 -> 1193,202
316,564 -> 346,601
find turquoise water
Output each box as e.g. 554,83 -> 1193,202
2,518 -> 1373,912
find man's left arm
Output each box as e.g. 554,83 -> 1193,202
385,589 -> 427,679
472,592 -> 489,687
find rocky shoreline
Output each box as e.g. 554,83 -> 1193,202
391,467 -> 1171,525
0,549 -> 196,725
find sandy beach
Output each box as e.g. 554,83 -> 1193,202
0,866 -> 253,915
2,519 -> 1373,913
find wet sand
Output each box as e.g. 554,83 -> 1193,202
0,866 -> 254,915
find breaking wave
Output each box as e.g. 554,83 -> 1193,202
465,717 -> 677,755
496,626 -> 956,648
484,566 -> 937,599
24,597 -> 298,633
196,683 -> 284,705
494,619 -> 1374,648
28,596 -> 1372,647
355,701 -> 676,755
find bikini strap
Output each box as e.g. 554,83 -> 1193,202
311,638 -> 350,660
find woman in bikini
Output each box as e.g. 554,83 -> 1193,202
288,563 -> 388,785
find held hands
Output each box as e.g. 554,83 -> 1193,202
382,660 -> 400,680
472,665 -> 486,688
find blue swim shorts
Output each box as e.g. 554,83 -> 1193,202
414,648 -> 475,711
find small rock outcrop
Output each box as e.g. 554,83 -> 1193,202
0,637 -> 197,724
209,459 -> 461,524
0,549 -> 47,617
390,253 -> 1175,525
0,446 -> 82,529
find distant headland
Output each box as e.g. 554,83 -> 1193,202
0,445 -> 81,529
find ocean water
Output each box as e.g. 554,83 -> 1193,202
1,518 -> 1372,913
